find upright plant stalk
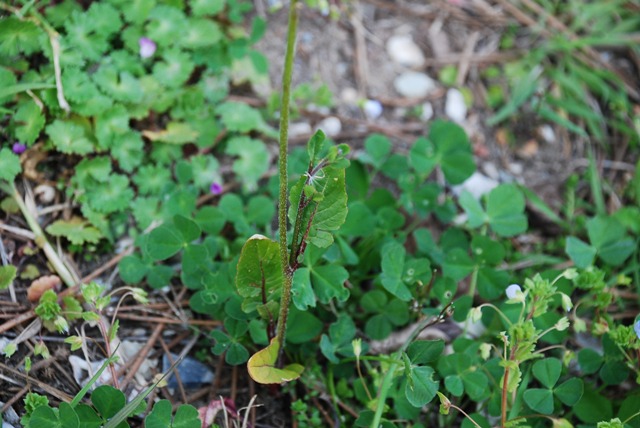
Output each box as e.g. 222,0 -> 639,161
275,0 -> 300,350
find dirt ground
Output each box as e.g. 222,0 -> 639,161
256,0 -> 636,215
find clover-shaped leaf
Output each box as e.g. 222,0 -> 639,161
524,358 -> 583,415
319,314 -> 356,364
145,400 -> 201,428
409,120 -> 475,185
459,184 -> 527,237
405,365 -> 439,407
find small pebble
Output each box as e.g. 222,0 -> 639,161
363,99 -> 383,120
453,172 -> 499,200
420,102 -> 434,121
163,353 -> 215,389
340,87 -> 359,105
482,162 -> 500,180
289,122 -> 313,138
393,72 -> 437,98
316,116 -> 342,137
445,88 -> 467,123
538,125 -> 556,144
509,162 -> 524,176
386,35 -> 426,68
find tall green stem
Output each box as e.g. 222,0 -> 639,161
370,304 -> 452,428
1,182 -> 76,287
275,0 -> 300,350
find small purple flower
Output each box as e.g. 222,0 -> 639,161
139,37 -> 157,59
634,318 -> 640,340
210,182 -> 223,195
12,142 -> 26,154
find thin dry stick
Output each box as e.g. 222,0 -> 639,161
118,322 -> 165,390
0,361 -> 74,402
230,365 -> 238,403
0,385 -> 29,414
456,31 -> 481,87
113,313 -> 221,327
159,337 -> 188,404
422,50 -> 522,67
350,1 -> 370,97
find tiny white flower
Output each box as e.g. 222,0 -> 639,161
505,284 -> 522,300
468,307 -> 483,323
562,268 -> 578,280
352,338 -> 362,358
560,293 -> 573,312
479,343 -> 491,360
555,317 -> 570,332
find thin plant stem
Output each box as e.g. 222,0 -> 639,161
370,303 -> 452,428
450,403 -> 483,428
1,182 -> 76,287
275,0 -> 300,351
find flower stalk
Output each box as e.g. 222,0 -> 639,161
275,0 -> 300,351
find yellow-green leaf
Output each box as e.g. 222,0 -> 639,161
247,338 -> 304,384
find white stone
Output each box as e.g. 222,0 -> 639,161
340,87 -> 359,105
453,172 -> 499,200
539,125 -> 556,143
289,122 -> 313,138
316,116 -> 342,137
445,88 -> 467,123
363,99 -> 383,120
421,102 -> 434,121
386,35 -> 426,68
393,72 -> 437,98
482,162 -> 500,180
509,162 -> 524,176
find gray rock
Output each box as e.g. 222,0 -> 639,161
163,353 -> 215,389
393,72 -> 437,98
289,122 -> 313,138
316,116 -> 342,137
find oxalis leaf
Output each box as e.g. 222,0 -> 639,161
380,241 -> 412,301
247,338 -> 304,384
144,400 -> 200,428
409,120 -> 475,185
235,235 -> 283,315
405,365 -> 439,407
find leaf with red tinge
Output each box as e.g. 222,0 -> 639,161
247,338 -> 304,384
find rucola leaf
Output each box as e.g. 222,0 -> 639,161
235,235 -> 283,315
